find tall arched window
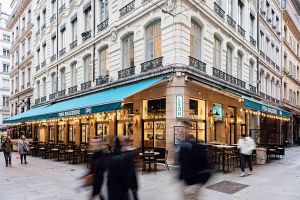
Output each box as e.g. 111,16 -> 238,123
100,0 -> 109,22
226,45 -> 233,75
122,34 -> 134,68
60,68 -> 66,90
36,80 -> 40,98
42,77 -> 46,97
99,47 -> 109,76
83,54 -> 92,82
51,72 -> 57,93
146,20 -> 161,60
237,51 -> 243,79
213,36 -> 222,69
190,20 -> 201,59
71,62 -> 77,86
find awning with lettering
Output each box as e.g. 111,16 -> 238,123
4,76 -> 165,124
243,97 -> 291,118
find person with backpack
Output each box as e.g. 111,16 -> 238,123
1,136 -> 13,167
18,135 -> 29,164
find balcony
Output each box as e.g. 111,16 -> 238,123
59,48 -> 66,57
141,57 -> 163,73
120,0 -> 135,18
260,50 -> 265,58
271,60 -> 276,67
118,66 -> 135,79
35,98 -> 40,104
249,84 -> 256,93
50,54 -> 56,62
59,4 -> 66,14
36,64 -> 40,71
276,65 -> 280,71
266,56 -> 271,63
21,85 -> 24,90
69,0 -> 75,4
27,82 -> 31,87
214,2 -> 225,19
266,95 -> 271,101
41,60 -> 46,67
227,15 -> 236,29
27,50 -> 31,56
36,29 -> 40,36
250,36 -> 256,47
189,56 -> 206,73
212,67 -> 246,89
22,55 -> 25,61
276,99 -> 280,104
41,96 -> 46,102
15,89 -> 18,93
50,14 -> 56,23
96,75 -> 109,86
97,19 -> 109,32
271,97 -> 276,103
58,89 -> 66,97
49,92 -> 57,100
82,30 -> 91,42
238,25 -> 245,37
81,81 -> 92,91
41,24 -> 46,31
70,40 -> 77,50
68,85 -> 77,94
260,92 -> 266,98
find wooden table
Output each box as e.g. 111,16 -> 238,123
139,152 -> 160,173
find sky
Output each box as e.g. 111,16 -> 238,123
0,0 -> 12,15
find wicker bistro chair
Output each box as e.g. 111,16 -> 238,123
156,149 -> 170,171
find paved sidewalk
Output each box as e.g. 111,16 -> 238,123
0,147 -> 299,200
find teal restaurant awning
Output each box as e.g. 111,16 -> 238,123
243,97 -> 291,118
4,77 -> 165,124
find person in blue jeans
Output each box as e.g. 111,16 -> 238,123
1,136 -> 13,167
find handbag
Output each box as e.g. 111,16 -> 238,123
23,141 -> 30,152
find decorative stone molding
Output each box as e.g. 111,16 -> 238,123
110,27 -> 118,42
165,0 -> 176,12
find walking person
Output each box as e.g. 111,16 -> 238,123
179,120 -> 212,200
18,135 -> 29,164
1,136 -> 13,167
237,134 -> 256,177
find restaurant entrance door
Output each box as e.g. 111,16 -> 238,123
143,120 -> 166,150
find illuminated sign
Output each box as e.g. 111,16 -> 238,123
176,96 -> 183,118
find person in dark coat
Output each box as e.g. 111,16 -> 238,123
1,136 -> 13,167
179,120 -> 212,200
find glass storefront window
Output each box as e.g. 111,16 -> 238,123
58,125 -> 64,142
96,123 -> 109,143
189,98 -> 206,143
49,126 -> 55,142
143,98 -> 166,119
144,121 -> 166,149
189,99 -> 206,120
117,121 -> 133,141
68,125 -> 76,143
81,124 -> 90,144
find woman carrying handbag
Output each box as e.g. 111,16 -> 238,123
18,135 -> 30,164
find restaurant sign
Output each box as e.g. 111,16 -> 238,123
261,105 -> 277,115
176,96 -> 183,118
58,109 -> 81,117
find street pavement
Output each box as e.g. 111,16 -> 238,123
0,147 -> 300,200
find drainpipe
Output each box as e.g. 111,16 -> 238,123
93,0 -> 96,82
256,1 -> 260,96
56,0 -> 59,93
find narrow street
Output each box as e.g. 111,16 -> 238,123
0,147 -> 299,200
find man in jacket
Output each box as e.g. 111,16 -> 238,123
237,134 -> 256,177
1,136 -> 13,167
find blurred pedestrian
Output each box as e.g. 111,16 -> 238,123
237,134 -> 256,177
179,119 -> 212,200
122,136 -> 139,200
87,136 -> 107,200
1,136 -> 13,167
18,135 -> 29,164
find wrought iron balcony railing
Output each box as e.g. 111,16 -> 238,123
276,65 -> 280,71
214,2 -> 225,19
50,54 -> 56,62
227,15 -> 236,29
49,92 -> 57,100
266,95 -> 271,101
266,56 -> 271,63
35,98 -> 40,104
189,56 -> 206,73
141,57 -> 163,73
250,36 -> 256,46
21,85 -> 24,90
69,0 -> 75,4
58,89 -> 66,97
15,89 -> 18,93
59,4 -> 66,14
59,48 -> 66,57
118,66 -> 135,79
27,50 -> 31,56
68,85 -> 77,94
212,67 -> 246,89
70,40 -> 77,50
260,92 -> 266,98
36,64 -> 40,71
36,29 -> 40,36
22,55 -> 25,61
81,81 -> 92,91
41,24 -> 46,31
271,60 -> 276,67
275,99 -> 280,104
96,75 -> 109,86
27,82 -> 31,87
41,96 -> 46,102
249,84 -> 256,93
50,14 -> 56,23
41,60 -> 46,67
82,30 -> 91,42
15,61 -> 19,66
260,50 -> 265,58
238,25 -> 245,37
97,19 -> 109,32
120,0 -> 135,18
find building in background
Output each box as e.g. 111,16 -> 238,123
6,0 -> 33,138
0,3 -> 11,139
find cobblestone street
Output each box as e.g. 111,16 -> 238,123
0,147 -> 300,200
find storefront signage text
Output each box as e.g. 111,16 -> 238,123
58,109 -> 81,117
262,105 -> 277,115
176,96 -> 183,118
